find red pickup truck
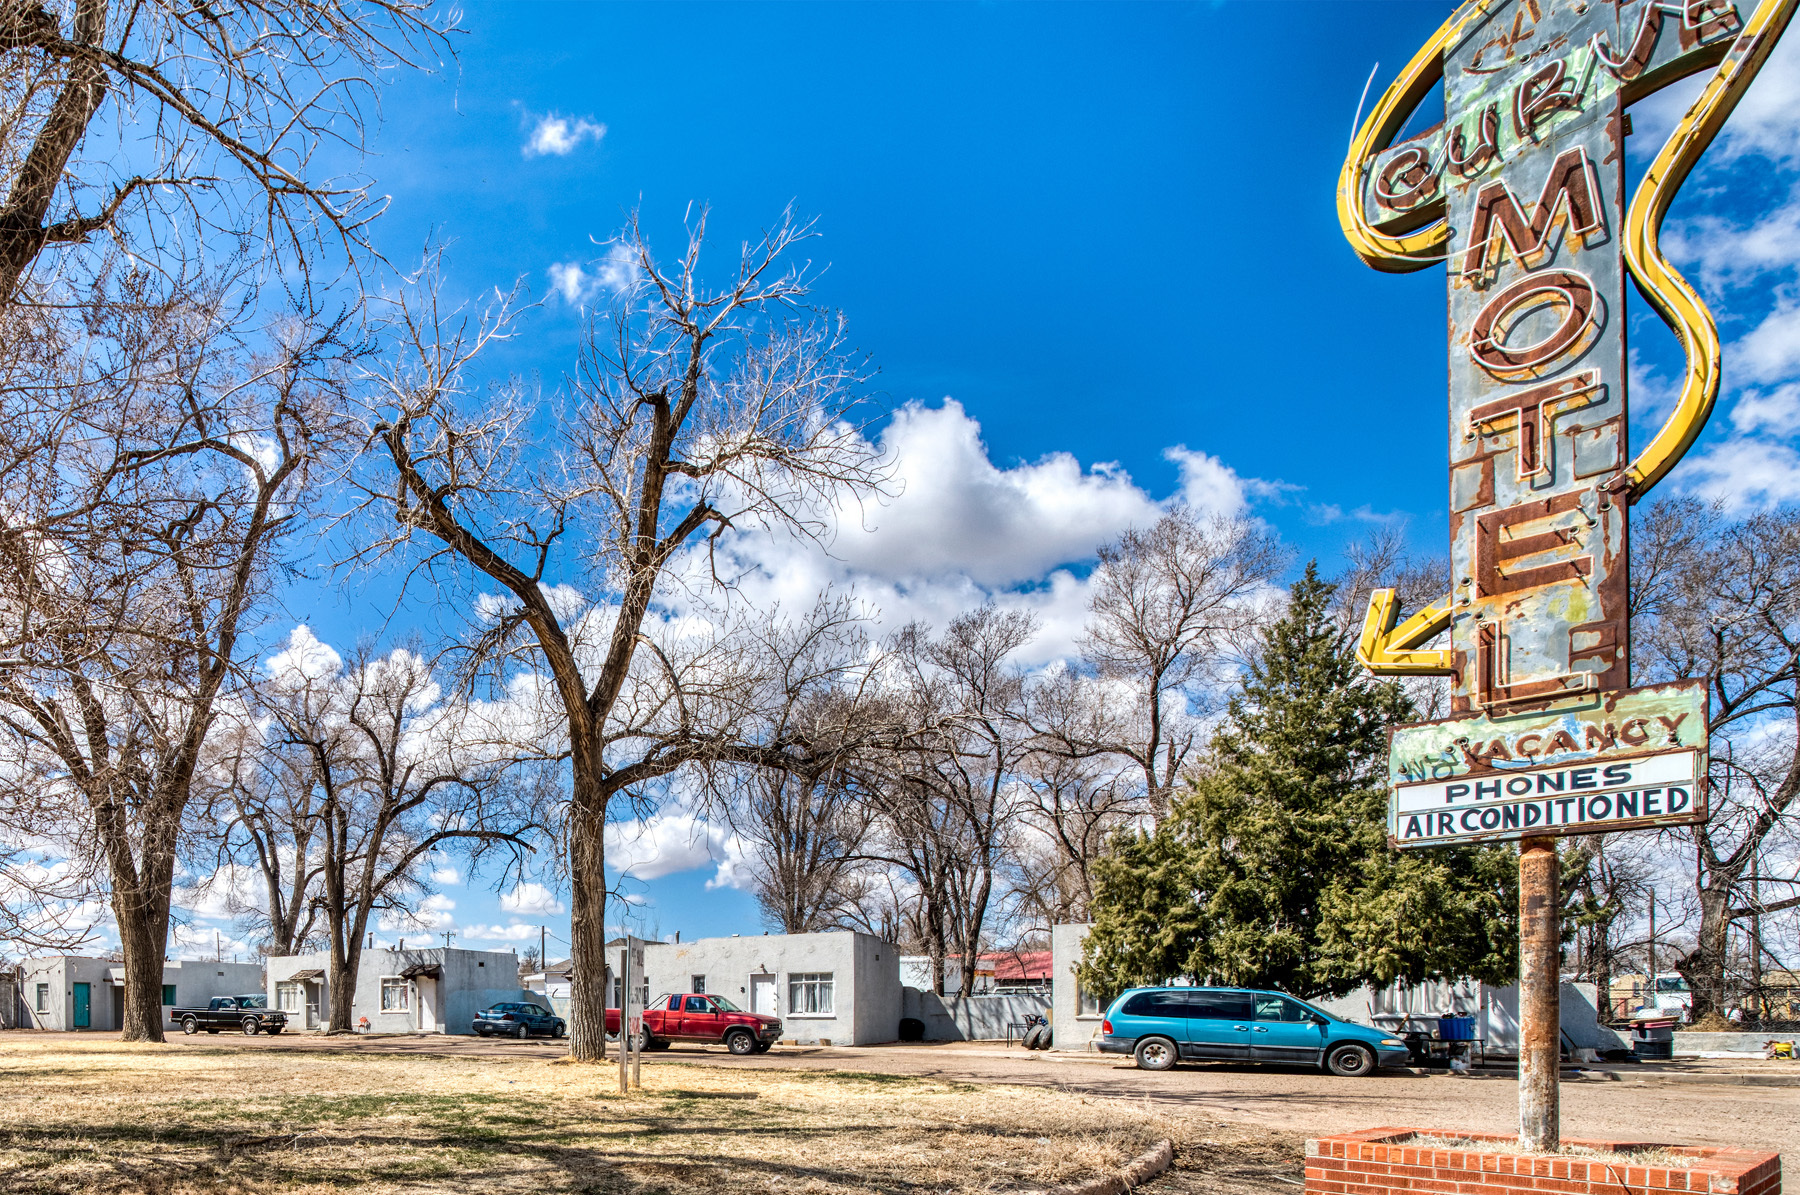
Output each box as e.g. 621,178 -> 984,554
606,993 -> 781,1055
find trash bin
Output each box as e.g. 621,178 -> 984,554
1438,1016 -> 1475,1041
1632,1019 -> 1675,1060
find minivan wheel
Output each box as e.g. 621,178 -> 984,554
1326,1043 -> 1375,1077
1134,1037 -> 1177,1071
726,1029 -> 755,1055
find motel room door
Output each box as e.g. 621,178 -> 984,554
73,983 -> 90,1029
749,974 -> 777,1018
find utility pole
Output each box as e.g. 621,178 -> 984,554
1750,855 -> 1763,1022
442,930 -> 454,949
540,926 -> 546,969
1647,888 -> 1656,1005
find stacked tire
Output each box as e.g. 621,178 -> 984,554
1022,1023 -> 1053,1050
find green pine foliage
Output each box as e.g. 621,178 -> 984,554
1080,564 -> 1516,1001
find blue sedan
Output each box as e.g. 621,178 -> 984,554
473,1001 -> 566,1039
1094,987 -> 1410,1075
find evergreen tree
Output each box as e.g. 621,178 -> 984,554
1081,564 -> 1516,1000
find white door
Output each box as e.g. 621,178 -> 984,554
750,974 -> 777,1017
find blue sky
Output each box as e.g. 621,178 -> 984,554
155,1 -> 1800,963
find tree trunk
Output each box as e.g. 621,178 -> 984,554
566,752 -> 610,1062
111,876 -> 171,1042
0,0 -> 109,300
1677,878 -> 1732,1022
328,939 -> 358,1032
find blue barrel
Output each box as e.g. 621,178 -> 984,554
1438,1015 -> 1475,1041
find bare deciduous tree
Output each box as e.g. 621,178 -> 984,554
724,601 -> 886,934
873,608 -> 1035,996
353,212 -> 885,1060
259,635 -> 540,1031
0,0 -> 449,299
1010,669 -> 1141,929
1631,498 -> 1800,1021
0,287 -> 354,1040
1082,508 -> 1285,822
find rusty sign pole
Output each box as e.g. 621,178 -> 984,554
1517,837 -> 1559,1152
1339,0 -> 1796,1154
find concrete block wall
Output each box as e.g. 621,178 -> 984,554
18,957 -> 261,1031
641,930 -> 899,1045
268,947 -> 526,1033
902,989 -> 1048,1041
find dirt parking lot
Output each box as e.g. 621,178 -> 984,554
149,1031 -> 1800,1182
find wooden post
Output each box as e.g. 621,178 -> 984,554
1518,837 -> 1560,1152
618,941 -> 630,1095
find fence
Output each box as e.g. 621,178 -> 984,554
901,989 -> 1049,1041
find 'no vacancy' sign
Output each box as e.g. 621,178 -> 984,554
1385,678 -> 1708,847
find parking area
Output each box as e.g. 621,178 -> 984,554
133,1031 -> 1800,1178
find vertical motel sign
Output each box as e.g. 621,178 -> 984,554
1342,0 -> 1794,847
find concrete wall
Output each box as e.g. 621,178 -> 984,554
1049,923 -> 1103,1051
269,947 -> 528,1034
1310,978 -> 1627,1055
1672,1031 -> 1799,1054
16,957 -> 261,1031
641,930 -> 899,1045
902,990 -> 1049,1041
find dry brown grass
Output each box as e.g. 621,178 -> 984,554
0,1035 -> 1187,1194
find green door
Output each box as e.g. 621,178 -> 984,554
73,982 -> 90,1029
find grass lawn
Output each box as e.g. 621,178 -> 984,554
0,1036 -> 1200,1193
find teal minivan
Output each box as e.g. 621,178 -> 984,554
1096,987 -> 1410,1076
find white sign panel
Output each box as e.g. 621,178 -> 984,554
1391,748 -> 1701,846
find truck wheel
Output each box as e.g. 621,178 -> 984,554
1134,1036 -> 1177,1071
633,1028 -> 653,1052
726,1029 -> 756,1055
181,1016 -> 199,1036
241,1017 -> 260,1036
1326,1043 -> 1375,1077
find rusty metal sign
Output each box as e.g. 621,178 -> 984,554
1387,678 -> 1707,844
1341,0 -> 1794,848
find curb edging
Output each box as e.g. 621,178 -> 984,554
1035,1139 -> 1175,1195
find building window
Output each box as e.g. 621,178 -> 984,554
35,983 -> 49,1013
1078,985 -> 1101,1017
691,975 -> 706,994
788,972 -> 834,1015
161,985 -> 177,1006
276,983 -> 303,1012
380,977 -> 410,1012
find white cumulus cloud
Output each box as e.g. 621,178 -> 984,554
524,114 -> 606,158
499,882 -> 566,916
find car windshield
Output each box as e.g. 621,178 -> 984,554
1297,1001 -> 1341,1023
709,996 -> 741,1012
235,995 -> 268,1009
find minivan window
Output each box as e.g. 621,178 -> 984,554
1254,995 -> 1311,1022
1120,991 -> 1193,1018
1189,994 -> 1254,1020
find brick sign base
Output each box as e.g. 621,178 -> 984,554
1306,1128 -> 1780,1195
